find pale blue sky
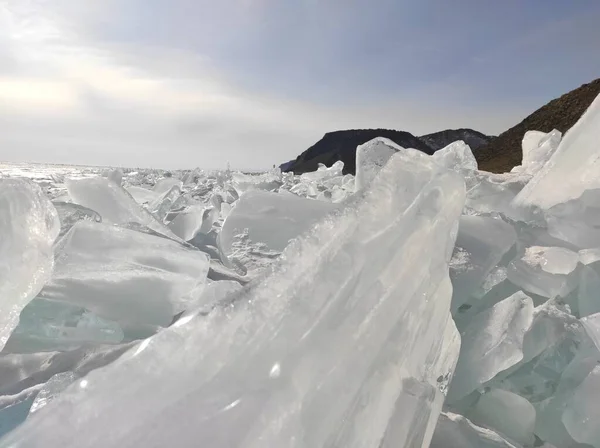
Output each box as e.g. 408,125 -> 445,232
0,0 -> 599,169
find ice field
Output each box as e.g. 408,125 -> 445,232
1,93 -> 600,447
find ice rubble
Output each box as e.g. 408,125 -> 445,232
0,180 -> 59,352
1,93 -> 600,447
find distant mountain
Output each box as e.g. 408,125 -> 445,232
420,128 -> 493,152
477,78 -> 600,172
282,128 -> 492,175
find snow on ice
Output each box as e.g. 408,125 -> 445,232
0,92 -> 600,446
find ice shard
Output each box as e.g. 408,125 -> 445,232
447,292 -> 534,403
432,140 -> 478,189
450,216 -> 517,312
507,246 -> 580,300
354,137 -> 403,191
28,372 -> 76,414
39,221 -> 210,328
167,205 -> 209,241
52,201 -> 102,240
1,150 -> 466,448
430,412 -> 520,448
513,92 -> 600,211
519,130 -> 561,176
125,186 -> 160,205
219,190 -> 338,256
66,177 -> 179,240
152,177 -> 183,195
562,365 -> 600,447
0,179 -> 60,352
3,298 -> 124,354
469,389 -> 536,446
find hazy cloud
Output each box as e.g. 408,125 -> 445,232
0,0 -> 599,169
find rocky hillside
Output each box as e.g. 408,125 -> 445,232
420,128 -> 492,152
282,128 -> 493,175
477,78 -> 600,172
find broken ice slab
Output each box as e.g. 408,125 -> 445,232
149,184 -> 182,222
529,333 -> 600,447
432,140 -> 478,189
28,372 -> 76,414
507,246 -> 580,300
354,137 -> 402,191
430,412 -> 520,448
66,177 -> 179,240
475,301 -> 586,414
0,179 -> 60,352
563,365 -> 600,447
39,221 -> 211,328
168,205 -> 211,241
125,186 -> 161,205
447,291 -> 534,403
0,389 -> 38,439
513,92 -> 600,211
468,389 -> 535,446
2,298 -> 124,354
578,265 -> 600,317
173,281 -> 244,327
219,189 -> 339,256
1,150 -> 466,448
450,215 -> 517,312
0,343 -> 137,403
516,130 -> 562,177
230,171 -> 282,196
545,189 -> 600,249
465,170 -> 530,219
299,161 -> 344,182
52,201 -> 101,240
581,313 -> 600,352
152,177 -> 183,195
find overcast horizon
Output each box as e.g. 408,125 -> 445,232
1,0 -> 600,170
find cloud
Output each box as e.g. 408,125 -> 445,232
0,0 -> 598,169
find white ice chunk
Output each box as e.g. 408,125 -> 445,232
230,171 -> 281,196
447,291 -> 534,403
152,177 -> 183,195
219,190 -> 338,256
2,151 -> 466,448
581,313 -> 600,352
299,161 -> 344,182
545,188 -> 600,249
0,179 -> 59,352
465,171 -> 530,219
433,140 -> 478,171
513,92 -> 600,210
167,205 -> 209,241
66,177 -> 179,240
430,412 -> 520,448
469,389 -> 535,446
39,221 -> 210,327
29,372 -> 76,414
450,216 -> 516,312
507,246 -> 579,299
578,265 -> 600,317
52,202 -> 101,240
563,365 -> 600,447
355,137 -> 403,191
519,130 -> 562,176
125,186 -> 160,205
3,298 -> 124,354
432,140 -> 478,188
522,246 -> 579,275
579,247 -> 600,265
